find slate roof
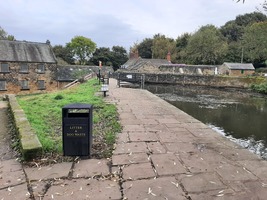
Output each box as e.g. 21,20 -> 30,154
0,40 -> 57,63
223,62 -> 255,70
121,57 -> 171,70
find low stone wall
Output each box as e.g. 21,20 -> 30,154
115,72 -> 266,89
7,94 -> 42,160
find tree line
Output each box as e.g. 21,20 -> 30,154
1,11 -> 267,70
132,12 -> 267,68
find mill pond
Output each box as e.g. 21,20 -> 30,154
145,84 -> 267,160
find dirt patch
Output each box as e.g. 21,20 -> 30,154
0,100 -> 16,160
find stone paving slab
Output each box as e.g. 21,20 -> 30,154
115,131 -> 129,144
0,183 -> 30,200
128,131 -> 159,142
122,162 -> 156,180
214,146 -> 261,161
72,159 -> 110,178
147,142 -> 167,154
238,160 -> 267,181
30,180 -> 50,199
0,159 -> 25,189
24,162 -> 72,181
122,124 -> 146,132
165,142 -> 200,154
178,172 -> 228,193
158,130 -> 196,143
113,142 -> 148,155
150,153 -> 187,176
44,179 -> 121,200
123,177 -> 187,200
112,152 -> 149,165
214,163 -> 258,181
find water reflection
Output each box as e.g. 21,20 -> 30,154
145,84 -> 267,159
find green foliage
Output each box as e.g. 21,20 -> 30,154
110,46 -> 128,71
152,33 -> 176,60
90,46 -> 127,71
54,94 -> 64,100
251,81 -> 267,94
220,12 -> 267,43
137,38 -> 153,58
175,33 -> 191,63
224,41 -> 242,63
17,79 -> 121,155
90,47 -> 112,66
53,45 -> 75,64
185,25 -> 228,64
242,21 -> 267,63
0,26 -> 15,40
66,36 -> 96,65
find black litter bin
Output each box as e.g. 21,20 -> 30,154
62,103 -> 93,157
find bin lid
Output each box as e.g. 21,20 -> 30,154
63,103 -> 92,109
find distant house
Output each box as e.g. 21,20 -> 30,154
219,62 -> 255,76
0,40 -> 57,94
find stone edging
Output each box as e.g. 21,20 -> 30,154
7,94 -> 42,160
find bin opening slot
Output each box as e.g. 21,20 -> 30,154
67,109 -> 90,118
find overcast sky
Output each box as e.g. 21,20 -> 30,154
0,0 -> 264,51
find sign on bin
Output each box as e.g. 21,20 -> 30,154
62,104 -> 93,157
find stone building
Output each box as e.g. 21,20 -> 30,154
0,40 -> 57,94
219,62 -> 255,76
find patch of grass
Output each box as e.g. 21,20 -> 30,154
17,78 -> 121,158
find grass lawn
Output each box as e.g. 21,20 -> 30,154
17,78 -> 121,159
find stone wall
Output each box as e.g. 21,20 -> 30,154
159,65 -> 217,75
115,72 -> 267,89
7,94 -> 42,160
0,62 -> 58,94
229,69 -> 254,76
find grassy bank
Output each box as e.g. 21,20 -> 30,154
17,78 -> 121,158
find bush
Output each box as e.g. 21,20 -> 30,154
54,94 -> 64,100
251,82 -> 267,94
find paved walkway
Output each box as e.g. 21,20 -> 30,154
1,79 -> 267,199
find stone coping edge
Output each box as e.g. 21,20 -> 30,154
7,94 -> 42,160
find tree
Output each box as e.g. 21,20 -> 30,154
185,25 -> 228,64
66,36 -> 96,65
90,46 -> 128,71
220,12 -> 267,42
0,26 -> 15,40
110,46 -> 128,71
0,26 -> 7,39
224,41 -> 243,63
137,38 -> 153,58
53,45 -> 75,64
152,34 -> 176,60
242,22 -> 267,64
175,33 -> 191,63
220,20 -> 243,42
90,47 -> 112,66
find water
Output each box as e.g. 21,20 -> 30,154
145,84 -> 267,159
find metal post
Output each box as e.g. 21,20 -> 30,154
98,69 -> 101,85
117,73 -> 121,87
141,74 -> 145,89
